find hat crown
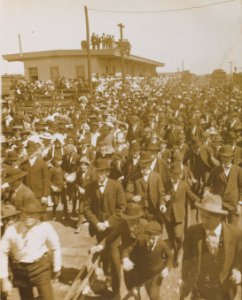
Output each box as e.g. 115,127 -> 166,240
94,158 -> 110,170
196,193 -> 228,215
139,151 -> 152,162
123,203 -> 144,218
145,221 -> 162,234
21,201 -> 46,214
219,145 -> 233,156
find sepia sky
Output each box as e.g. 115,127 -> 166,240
0,0 -> 242,75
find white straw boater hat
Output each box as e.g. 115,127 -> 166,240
195,193 -> 228,215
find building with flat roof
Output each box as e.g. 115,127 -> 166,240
2,49 -> 164,81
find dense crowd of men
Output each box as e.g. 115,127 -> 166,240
1,75 -> 242,300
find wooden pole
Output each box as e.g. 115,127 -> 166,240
118,23 -> 125,89
18,34 -> 23,57
84,6 -> 92,93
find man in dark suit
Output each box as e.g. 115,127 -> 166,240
84,158 -> 126,299
61,144 -> 80,215
179,193 -> 242,300
205,145 -> 242,225
4,167 -> 37,210
20,141 -> 51,205
124,221 -> 173,300
127,115 -> 143,145
164,163 -> 200,267
75,156 -> 95,233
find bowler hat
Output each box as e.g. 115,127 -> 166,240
144,221 -> 162,234
219,145 -> 233,157
26,140 -> 38,151
3,167 -> 27,184
121,203 -> 144,220
4,150 -> 18,162
139,151 -> 153,168
94,158 -> 110,171
21,201 -> 46,214
195,193 -> 228,215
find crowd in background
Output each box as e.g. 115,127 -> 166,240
1,75 -> 242,300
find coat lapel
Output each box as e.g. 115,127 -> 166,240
219,166 -> 228,184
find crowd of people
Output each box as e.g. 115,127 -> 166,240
9,77 -> 89,103
1,75 -> 242,300
90,33 -> 131,55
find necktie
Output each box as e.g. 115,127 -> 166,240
206,231 -> 219,255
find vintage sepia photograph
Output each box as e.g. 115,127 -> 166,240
1,0 -> 242,299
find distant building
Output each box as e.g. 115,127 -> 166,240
2,49 -> 164,81
1,74 -> 25,97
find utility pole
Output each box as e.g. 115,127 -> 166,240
18,34 -> 23,57
117,23 -> 125,89
84,6 -> 92,93
228,61 -> 234,83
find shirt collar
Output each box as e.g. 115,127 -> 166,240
98,177 -> 108,187
206,223 -> 222,237
15,182 -> 24,193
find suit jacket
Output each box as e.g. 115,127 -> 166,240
127,123 -> 143,144
84,179 -> 126,236
233,145 -> 242,166
164,180 -> 200,223
61,153 -> 80,174
206,165 -> 242,211
181,223 -> 242,296
21,158 -> 50,198
152,158 -> 169,191
134,171 -> 165,220
12,184 -> 36,210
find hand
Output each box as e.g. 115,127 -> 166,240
117,176 -> 124,182
133,195 -> 142,202
160,267 -> 169,278
177,279 -> 185,295
78,187 -> 85,194
96,222 -> 107,232
160,204 -> 167,213
1,277 -> 13,296
123,257 -> 134,272
41,196 -> 48,205
53,270 -> 61,279
164,194 -> 171,202
229,268 -> 241,285
90,244 -> 104,254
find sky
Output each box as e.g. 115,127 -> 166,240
0,0 -> 242,75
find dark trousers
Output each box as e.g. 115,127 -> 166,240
66,183 -> 78,213
77,195 -> 85,225
12,254 -> 54,300
96,230 -> 121,296
191,282 -> 237,300
51,190 -> 68,218
144,274 -> 163,300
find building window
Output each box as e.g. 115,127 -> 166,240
76,65 -> 85,79
50,67 -> 60,80
29,67 -> 38,82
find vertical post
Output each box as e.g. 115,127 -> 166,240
229,61 -> 234,83
18,34 -> 23,57
118,23 -> 125,89
84,6 -> 92,93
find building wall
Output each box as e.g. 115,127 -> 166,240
23,56 -> 156,81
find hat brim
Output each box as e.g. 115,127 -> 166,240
4,172 -> 28,184
2,210 -> 21,219
21,207 -> 46,214
219,153 -> 233,157
139,159 -> 153,167
120,211 -> 144,220
195,201 -> 228,215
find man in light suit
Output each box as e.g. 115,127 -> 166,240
205,145 -> 242,225
179,193 -> 242,300
84,158 -> 126,299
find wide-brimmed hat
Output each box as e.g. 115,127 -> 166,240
195,193 -> 228,215
121,203 -> 144,220
139,151 -> 153,168
21,202 -> 46,214
219,145 -> 233,157
94,158 -> 110,171
3,167 -> 28,184
80,156 -> 90,165
1,204 -> 20,220
144,221 -> 162,234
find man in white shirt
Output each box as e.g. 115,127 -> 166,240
0,202 -> 61,300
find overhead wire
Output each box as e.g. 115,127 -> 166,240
88,0 -> 238,14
